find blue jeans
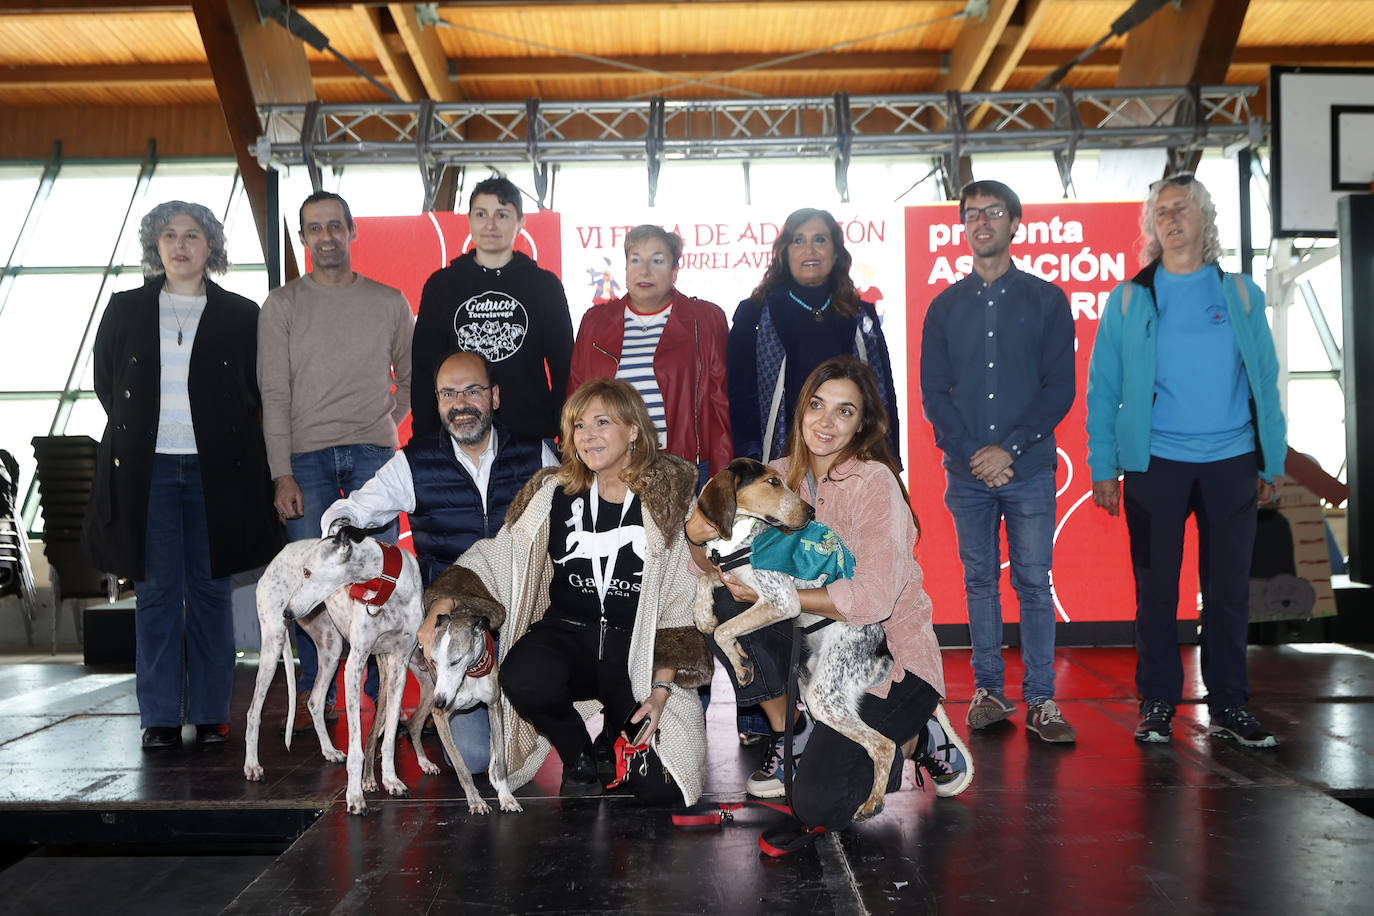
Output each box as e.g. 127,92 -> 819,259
285,443 -> 398,704
134,453 -> 234,728
944,467 -> 1058,704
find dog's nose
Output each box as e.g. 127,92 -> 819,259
282,610 -> 294,622
804,503 -> 816,522
433,695 -> 448,710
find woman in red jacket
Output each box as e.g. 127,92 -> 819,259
568,225 -> 731,492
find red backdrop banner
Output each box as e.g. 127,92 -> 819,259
904,201 -> 1201,626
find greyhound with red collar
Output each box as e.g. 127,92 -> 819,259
245,528 -> 439,815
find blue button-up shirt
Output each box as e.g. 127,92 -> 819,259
920,264 -> 1075,482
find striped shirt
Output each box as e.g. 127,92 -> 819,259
154,289 -> 207,454
615,305 -> 670,447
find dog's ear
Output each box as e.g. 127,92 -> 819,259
339,525 -> 368,544
695,467 -> 739,536
472,615 -> 489,634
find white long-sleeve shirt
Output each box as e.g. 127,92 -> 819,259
319,433 -> 557,536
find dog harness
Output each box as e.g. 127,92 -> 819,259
349,541 -> 404,611
465,629 -> 497,678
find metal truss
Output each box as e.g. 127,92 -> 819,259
255,84 -> 1262,206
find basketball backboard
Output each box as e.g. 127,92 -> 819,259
1271,66 -> 1374,237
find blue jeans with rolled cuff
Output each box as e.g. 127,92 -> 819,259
134,453 -> 234,729
284,443 -> 398,704
944,467 -> 1059,705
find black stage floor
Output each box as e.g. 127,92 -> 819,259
1,644 -> 1372,915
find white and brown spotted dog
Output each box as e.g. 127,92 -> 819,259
417,566 -> 522,815
689,458 -> 896,819
245,529 -> 442,816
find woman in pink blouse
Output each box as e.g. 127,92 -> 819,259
687,356 -> 973,855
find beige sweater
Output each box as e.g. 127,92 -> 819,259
257,273 -> 413,479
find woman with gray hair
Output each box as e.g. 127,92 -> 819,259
1086,174 -> 1286,748
83,201 -> 282,749
567,224 -> 731,492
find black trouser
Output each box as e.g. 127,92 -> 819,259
1123,452 -> 1258,712
791,672 -> 940,831
499,616 -> 635,766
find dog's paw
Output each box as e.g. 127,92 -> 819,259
417,757 -> 441,776
736,656 -> 755,687
322,747 -> 346,764
243,764 -> 263,781
383,777 -> 410,798
466,796 -> 492,816
362,775 -> 378,792
498,793 -> 523,813
346,791 -> 368,815
853,795 -> 886,822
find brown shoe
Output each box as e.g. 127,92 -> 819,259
283,695 -> 315,734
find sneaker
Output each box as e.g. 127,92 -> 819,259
1210,706 -> 1279,748
915,704 -> 975,797
1134,699 -> 1174,743
745,712 -> 809,799
966,687 -> 1016,729
1026,699 -> 1077,744
141,726 -> 180,749
758,819 -> 825,857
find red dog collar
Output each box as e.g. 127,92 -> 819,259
465,630 -> 496,678
349,542 -> 403,607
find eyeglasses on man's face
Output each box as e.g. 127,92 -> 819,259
962,205 -> 1009,224
436,385 -> 492,402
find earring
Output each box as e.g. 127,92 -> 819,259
631,440 -> 638,456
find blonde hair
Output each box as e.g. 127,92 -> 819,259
556,378 -> 659,494
1139,173 -> 1222,267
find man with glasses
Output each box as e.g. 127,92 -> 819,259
322,350 -> 556,769
920,180 -> 1078,743
258,190 -> 413,728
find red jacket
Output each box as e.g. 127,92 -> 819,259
569,290 -> 732,477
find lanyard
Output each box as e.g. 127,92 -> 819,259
589,475 -> 635,659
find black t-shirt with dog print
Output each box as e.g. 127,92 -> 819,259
546,486 -> 645,630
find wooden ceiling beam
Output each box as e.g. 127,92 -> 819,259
931,0 -> 1019,93
966,0 -> 1050,128
194,0 -> 315,281
387,2 -> 461,101
1116,0 -> 1250,86
353,3 -> 426,101
1020,45 -> 1374,71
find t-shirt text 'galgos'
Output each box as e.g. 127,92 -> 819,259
454,291 -> 529,362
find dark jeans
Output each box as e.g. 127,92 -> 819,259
791,672 -> 940,831
134,453 -> 233,728
707,585 -> 795,706
284,444 -> 396,703
499,616 -> 636,766
1124,452 -> 1258,713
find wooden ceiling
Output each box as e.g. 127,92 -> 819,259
1,1 -> 1370,119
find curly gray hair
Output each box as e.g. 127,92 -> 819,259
139,201 -> 230,277
1139,174 -> 1222,267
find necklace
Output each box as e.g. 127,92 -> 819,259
168,304 -> 187,346
788,290 -> 831,323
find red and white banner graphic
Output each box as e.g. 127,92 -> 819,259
905,201 -> 1200,625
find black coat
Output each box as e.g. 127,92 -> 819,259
82,276 -> 284,580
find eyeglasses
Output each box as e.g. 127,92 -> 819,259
962,205 -> 1008,224
436,385 -> 492,402
1150,173 -> 1196,191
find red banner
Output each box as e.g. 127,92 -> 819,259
904,202 -> 1201,625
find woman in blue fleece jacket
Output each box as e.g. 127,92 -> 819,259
1086,174 -> 1286,749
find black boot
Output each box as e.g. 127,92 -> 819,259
560,747 -> 603,796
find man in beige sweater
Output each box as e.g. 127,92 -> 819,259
257,191 -> 414,724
